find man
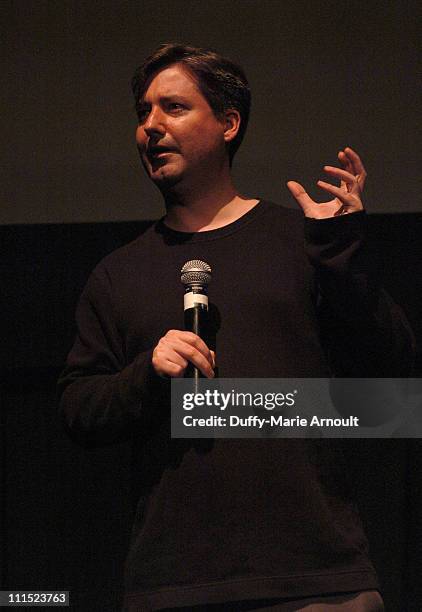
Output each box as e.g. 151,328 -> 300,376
58,44 -> 413,610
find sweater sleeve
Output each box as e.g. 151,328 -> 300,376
57,265 -> 169,447
305,211 -> 416,377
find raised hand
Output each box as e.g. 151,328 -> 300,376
287,147 -> 367,219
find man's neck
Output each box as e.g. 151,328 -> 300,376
162,176 -> 259,233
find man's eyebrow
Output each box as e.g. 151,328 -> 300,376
138,94 -> 191,105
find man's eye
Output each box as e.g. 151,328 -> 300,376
168,103 -> 185,113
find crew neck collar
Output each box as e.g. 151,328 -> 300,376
155,199 -> 267,243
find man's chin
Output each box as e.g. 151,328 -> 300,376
149,166 -> 182,190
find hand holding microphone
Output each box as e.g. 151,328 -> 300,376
151,260 -> 215,379
152,330 -> 215,378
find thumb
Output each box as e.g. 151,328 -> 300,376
286,181 -> 314,216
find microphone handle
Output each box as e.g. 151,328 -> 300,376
184,303 -> 208,381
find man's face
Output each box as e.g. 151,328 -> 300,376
135,64 -> 228,188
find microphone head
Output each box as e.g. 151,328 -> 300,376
181,260 -> 212,288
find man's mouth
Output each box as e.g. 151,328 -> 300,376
147,146 -> 177,161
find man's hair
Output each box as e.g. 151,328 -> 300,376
132,43 -> 251,164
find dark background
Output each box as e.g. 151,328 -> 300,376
2,0 -> 421,224
2,1 -> 421,611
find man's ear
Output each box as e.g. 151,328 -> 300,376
223,109 -> 241,144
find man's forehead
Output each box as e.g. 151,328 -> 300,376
142,64 -> 200,101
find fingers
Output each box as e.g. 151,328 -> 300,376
286,148 -> 366,218
338,147 -> 367,190
323,166 -> 360,193
316,179 -> 363,212
340,147 -> 365,173
286,181 -> 316,216
319,150 -> 365,212
152,330 -> 215,379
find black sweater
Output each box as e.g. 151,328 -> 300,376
58,201 -> 414,609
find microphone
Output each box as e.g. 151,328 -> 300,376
181,260 -> 212,382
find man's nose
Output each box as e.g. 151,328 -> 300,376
143,107 -> 165,137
